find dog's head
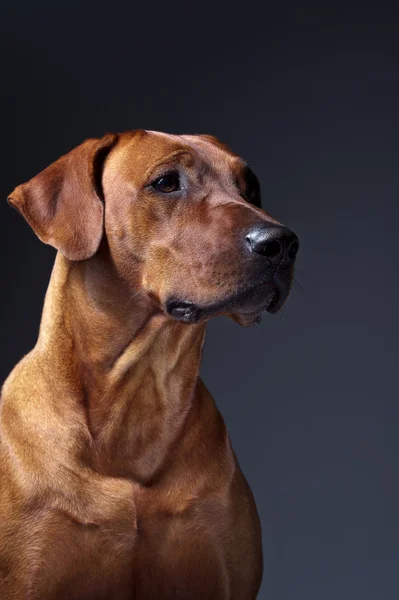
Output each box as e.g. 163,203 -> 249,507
8,130 -> 299,326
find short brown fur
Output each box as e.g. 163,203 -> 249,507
0,130 -> 295,599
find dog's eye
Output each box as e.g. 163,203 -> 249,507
152,172 -> 180,194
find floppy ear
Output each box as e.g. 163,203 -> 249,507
7,133 -> 118,261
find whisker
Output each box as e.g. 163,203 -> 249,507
294,277 -> 306,294
292,277 -> 307,300
125,291 -> 141,309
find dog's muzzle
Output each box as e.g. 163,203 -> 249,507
166,223 -> 299,324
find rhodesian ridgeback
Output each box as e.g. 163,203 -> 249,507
0,130 -> 299,599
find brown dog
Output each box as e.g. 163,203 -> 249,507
0,130 -> 299,599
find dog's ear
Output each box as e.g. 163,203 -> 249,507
7,133 -> 118,261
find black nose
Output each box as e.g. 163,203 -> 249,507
245,225 -> 299,265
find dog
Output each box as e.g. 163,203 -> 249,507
0,130 -> 299,599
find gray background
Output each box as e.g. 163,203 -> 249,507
0,3 -> 398,598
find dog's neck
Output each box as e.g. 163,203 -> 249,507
37,248 -> 207,482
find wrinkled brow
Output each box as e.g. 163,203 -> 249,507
143,150 -> 196,179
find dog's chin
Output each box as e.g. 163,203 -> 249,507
230,311 -> 263,327
229,286 -> 283,327
165,282 -> 288,325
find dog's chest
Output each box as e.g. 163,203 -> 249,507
21,494 -> 229,600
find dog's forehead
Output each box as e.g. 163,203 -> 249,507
108,130 -> 242,181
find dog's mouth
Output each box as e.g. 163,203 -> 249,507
166,300 -> 199,323
165,280 -> 287,325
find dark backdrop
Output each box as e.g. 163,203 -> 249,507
1,3 -> 398,599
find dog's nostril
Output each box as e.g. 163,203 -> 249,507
288,239 -> 299,261
262,240 -> 281,259
246,225 -> 299,264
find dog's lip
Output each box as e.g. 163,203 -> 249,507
166,281 -> 284,324
229,282 -> 282,314
264,287 -> 280,313
165,299 -> 198,323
